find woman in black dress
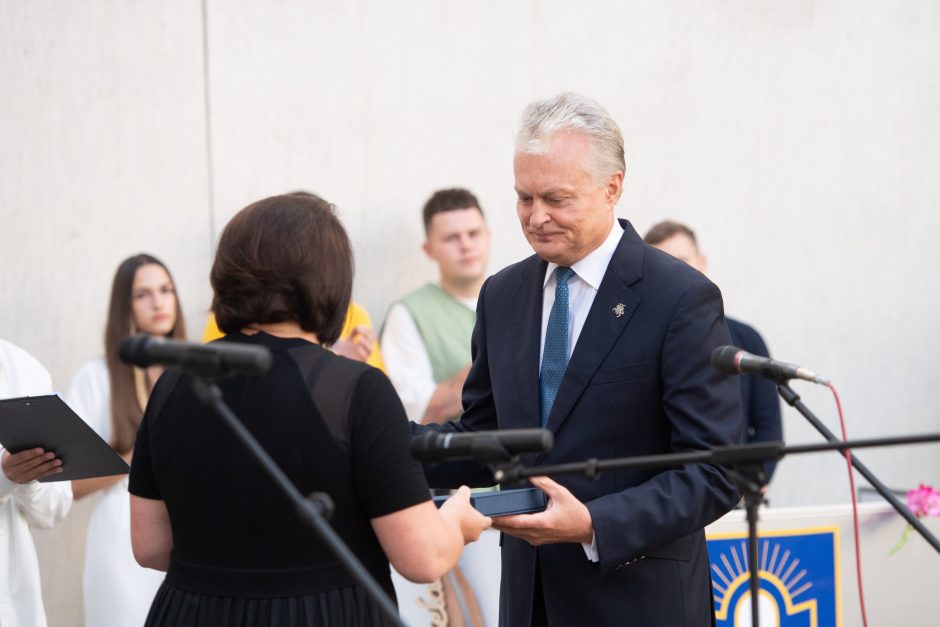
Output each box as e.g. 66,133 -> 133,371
128,193 -> 490,626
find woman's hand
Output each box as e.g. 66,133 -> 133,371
2,448 -> 63,483
330,325 -> 376,363
438,485 -> 492,544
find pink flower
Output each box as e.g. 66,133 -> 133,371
906,484 -> 940,518
891,484 -> 939,555
925,489 -> 940,517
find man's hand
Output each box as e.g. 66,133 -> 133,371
2,448 -> 63,484
331,325 -> 376,363
421,364 -> 471,425
491,476 -> 594,546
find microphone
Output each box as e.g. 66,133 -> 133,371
118,335 -> 272,378
410,429 -> 554,462
711,345 -> 829,385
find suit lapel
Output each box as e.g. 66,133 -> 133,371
544,221 -> 645,434
511,256 -> 548,430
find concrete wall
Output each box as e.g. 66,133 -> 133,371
1,1 -> 938,625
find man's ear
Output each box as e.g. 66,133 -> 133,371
421,240 -> 434,260
605,171 -> 624,206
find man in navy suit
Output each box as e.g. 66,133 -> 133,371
419,93 -> 742,626
644,219 -> 783,483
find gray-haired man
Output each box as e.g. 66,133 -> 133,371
415,93 -> 742,626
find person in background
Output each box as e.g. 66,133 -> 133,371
203,302 -> 383,371
381,188 -> 490,424
129,192 -> 490,627
644,219 -> 783,483
66,253 -> 187,627
0,338 -> 73,627
203,191 -> 385,372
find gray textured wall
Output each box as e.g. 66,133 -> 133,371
1,2 -> 938,625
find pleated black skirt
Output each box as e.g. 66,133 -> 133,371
143,580 -> 396,627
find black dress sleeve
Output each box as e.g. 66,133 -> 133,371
128,369 -> 181,500
346,368 -> 431,518
128,393 -> 161,500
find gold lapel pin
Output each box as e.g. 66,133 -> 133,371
612,303 -> 625,318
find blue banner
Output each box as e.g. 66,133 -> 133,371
706,528 -> 840,627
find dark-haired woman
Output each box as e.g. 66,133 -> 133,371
66,254 -> 187,627
128,193 -> 490,627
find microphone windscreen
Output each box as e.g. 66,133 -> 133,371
118,335 -> 151,367
711,345 -> 743,375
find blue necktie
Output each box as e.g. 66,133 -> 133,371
539,266 -> 575,426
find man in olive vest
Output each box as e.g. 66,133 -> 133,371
382,188 -> 490,424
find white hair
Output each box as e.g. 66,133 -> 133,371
516,92 -> 626,182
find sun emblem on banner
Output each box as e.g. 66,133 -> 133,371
706,528 -> 841,627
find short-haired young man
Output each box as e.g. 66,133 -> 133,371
381,188 -> 490,424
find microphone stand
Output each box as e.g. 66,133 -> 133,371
725,462 -> 764,627
190,376 -> 407,627
489,431 -> 940,627
776,382 -> 940,554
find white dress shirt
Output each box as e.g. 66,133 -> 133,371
0,339 -> 73,627
381,289 -> 478,422
539,220 -> 624,561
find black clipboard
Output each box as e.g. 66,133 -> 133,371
0,394 -> 129,482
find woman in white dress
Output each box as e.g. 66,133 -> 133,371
66,253 -> 187,627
